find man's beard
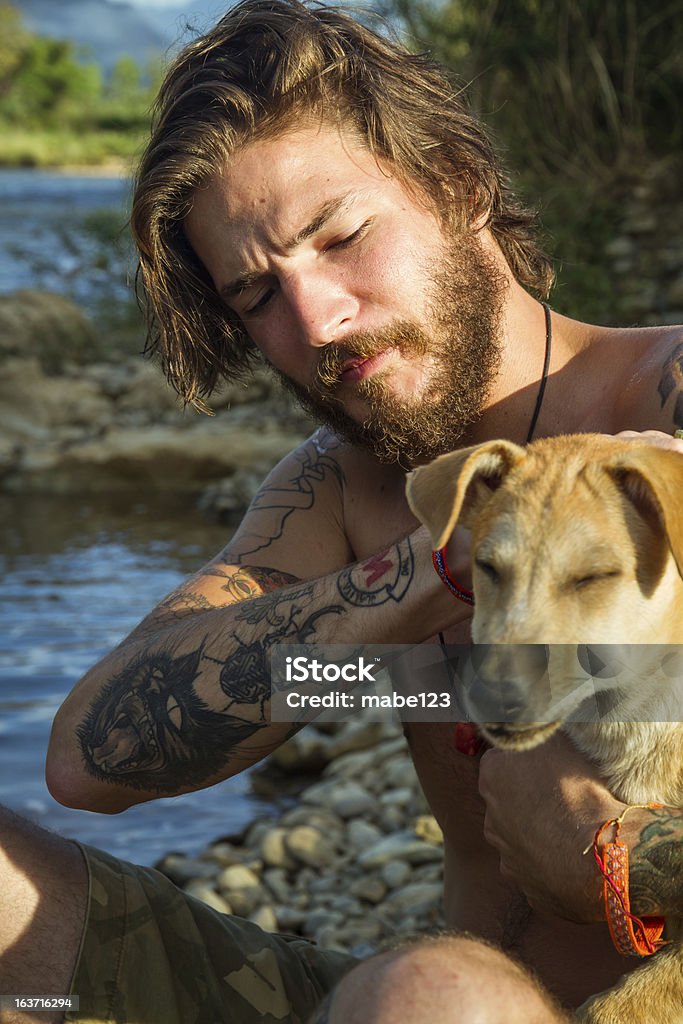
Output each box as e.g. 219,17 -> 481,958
272,231 -> 507,467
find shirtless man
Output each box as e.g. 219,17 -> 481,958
2,2 -> 682,1021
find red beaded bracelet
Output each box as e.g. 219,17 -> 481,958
432,547 -> 474,606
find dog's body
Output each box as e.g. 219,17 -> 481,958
407,434 -> 683,1023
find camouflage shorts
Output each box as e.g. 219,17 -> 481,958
66,843 -> 359,1024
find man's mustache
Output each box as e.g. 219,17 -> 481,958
311,322 -> 431,394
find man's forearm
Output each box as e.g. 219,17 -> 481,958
626,805 -> 683,919
47,531 -> 462,811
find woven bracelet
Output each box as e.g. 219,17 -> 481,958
592,805 -> 667,957
432,547 -> 474,606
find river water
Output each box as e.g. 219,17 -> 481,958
0,171 -> 280,865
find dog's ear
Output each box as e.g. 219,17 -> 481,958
406,440 -> 526,549
606,446 -> 683,579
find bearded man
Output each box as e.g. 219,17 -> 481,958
2,2 -> 682,1022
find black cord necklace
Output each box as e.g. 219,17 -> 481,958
525,301 -> 552,444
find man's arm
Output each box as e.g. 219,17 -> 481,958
478,735 -> 683,922
47,431 -> 469,813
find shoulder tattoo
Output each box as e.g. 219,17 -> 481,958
657,342 -> 683,430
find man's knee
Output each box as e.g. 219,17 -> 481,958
315,933 -> 569,1024
0,805 -> 87,1022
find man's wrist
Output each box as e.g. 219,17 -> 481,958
621,805 -> 683,918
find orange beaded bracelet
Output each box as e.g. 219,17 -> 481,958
592,805 -> 668,957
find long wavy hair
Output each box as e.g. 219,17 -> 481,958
131,0 -> 554,408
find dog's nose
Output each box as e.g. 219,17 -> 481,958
461,645 -> 550,722
467,677 -> 531,721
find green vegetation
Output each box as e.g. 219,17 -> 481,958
380,0 -> 682,321
0,3 -> 159,167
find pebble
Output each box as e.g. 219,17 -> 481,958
155,715 -> 445,956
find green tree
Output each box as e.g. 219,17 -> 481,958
0,4 -> 102,125
379,0 -> 683,321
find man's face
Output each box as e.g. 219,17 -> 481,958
184,122 -> 506,465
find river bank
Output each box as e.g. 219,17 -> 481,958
0,289 -> 313,512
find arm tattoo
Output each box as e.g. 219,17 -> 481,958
200,564 -> 301,601
79,581 -> 346,792
77,641 -> 263,793
233,431 -> 345,559
338,539 -> 414,607
628,806 -> 683,917
657,342 -> 683,429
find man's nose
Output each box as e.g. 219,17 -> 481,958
284,271 -> 360,348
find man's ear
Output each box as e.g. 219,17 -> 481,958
606,446 -> 683,580
406,440 -> 526,549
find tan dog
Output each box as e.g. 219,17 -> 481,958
406,434 -> 683,1024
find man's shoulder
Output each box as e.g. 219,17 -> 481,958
290,427 -> 404,490
618,323 -> 683,432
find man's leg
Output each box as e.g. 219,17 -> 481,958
313,934 -> 570,1024
0,806 -> 87,1024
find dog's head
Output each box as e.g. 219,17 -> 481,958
407,434 -> 683,749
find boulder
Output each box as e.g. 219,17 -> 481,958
0,290 -> 100,371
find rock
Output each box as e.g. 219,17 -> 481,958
379,787 -> 412,807
201,842 -> 247,868
382,759 -> 419,790
357,832 -> 444,869
156,854 -> 219,885
413,815 -> 443,846
349,876 -> 387,904
0,290 -> 99,371
284,826 -> 337,868
183,880 -> 232,915
303,909 -> 344,936
249,904 -> 279,933
217,864 -> 262,891
335,920 -> 382,945
346,819 -> 384,851
262,868 -> 291,903
380,860 -> 412,889
325,719 -> 401,759
260,827 -> 297,870
279,807 -> 345,837
268,727 -> 334,772
383,882 -> 444,918
302,780 -> 375,818
217,865 -> 264,917
274,906 -> 306,931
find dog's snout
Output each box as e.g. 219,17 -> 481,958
461,644 -> 550,723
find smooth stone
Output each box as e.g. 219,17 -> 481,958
183,880 -> 232,915
349,876 -> 387,903
357,832 -> 444,869
249,904 -> 278,932
346,819 -> 384,851
285,826 -> 337,868
380,860 -> 412,889
383,882 -> 443,917
260,827 -> 297,870
413,815 -> 444,846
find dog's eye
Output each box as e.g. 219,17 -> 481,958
573,570 -> 621,590
475,559 -> 500,583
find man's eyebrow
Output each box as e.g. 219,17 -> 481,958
220,192 -> 360,300
282,192 -> 357,250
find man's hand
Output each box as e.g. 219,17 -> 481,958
478,733 -> 627,923
615,428 -> 683,452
